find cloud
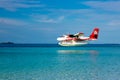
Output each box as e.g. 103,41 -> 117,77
48,9 -> 92,13
83,1 -> 120,12
107,20 -> 120,26
30,8 -> 94,24
0,0 -> 45,11
46,9 -> 94,17
32,27 -> 54,31
0,18 -> 27,26
35,15 -> 65,23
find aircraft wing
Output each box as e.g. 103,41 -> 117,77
74,32 -> 84,36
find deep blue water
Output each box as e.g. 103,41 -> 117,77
0,44 -> 120,80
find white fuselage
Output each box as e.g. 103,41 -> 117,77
57,35 -> 89,46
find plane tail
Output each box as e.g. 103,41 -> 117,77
89,28 -> 99,40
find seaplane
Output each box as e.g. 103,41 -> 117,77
57,28 -> 99,46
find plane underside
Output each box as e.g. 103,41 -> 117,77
58,40 -> 88,46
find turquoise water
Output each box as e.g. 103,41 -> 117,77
0,45 -> 120,80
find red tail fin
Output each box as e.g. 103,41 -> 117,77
89,28 -> 99,40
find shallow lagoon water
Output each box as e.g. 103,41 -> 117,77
0,44 -> 120,80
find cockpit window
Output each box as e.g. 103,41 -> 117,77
69,35 -> 76,37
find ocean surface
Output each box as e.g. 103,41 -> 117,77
0,44 -> 120,80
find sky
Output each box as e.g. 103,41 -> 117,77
0,0 -> 120,44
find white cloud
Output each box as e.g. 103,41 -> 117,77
107,20 -> 120,26
0,0 -> 45,11
47,9 -> 94,16
30,9 -> 94,23
0,18 -> 27,26
36,15 -> 65,23
32,27 -> 54,31
38,18 -> 57,23
83,1 -> 120,12
48,9 -> 92,13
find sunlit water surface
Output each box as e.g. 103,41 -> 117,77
0,45 -> 120,80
